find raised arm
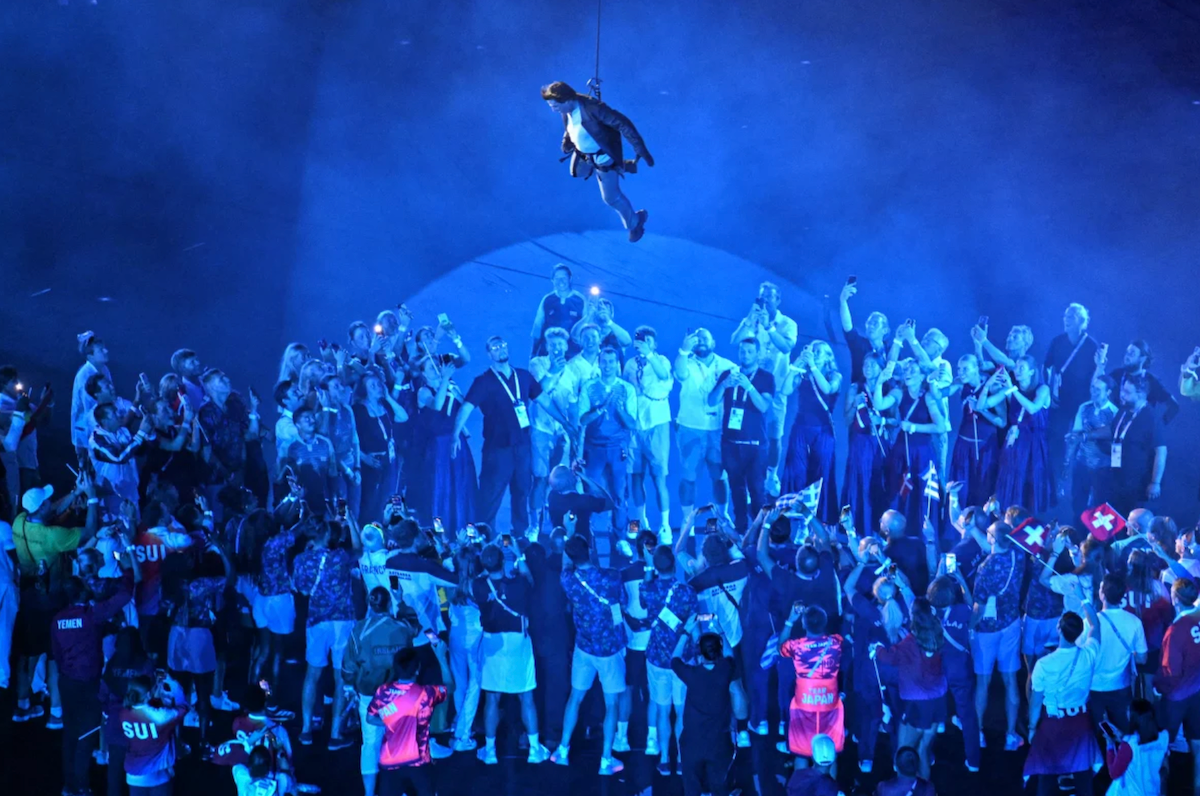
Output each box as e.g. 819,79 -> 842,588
838,282 -> 856,335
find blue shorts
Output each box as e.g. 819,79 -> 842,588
1022,616 -> 1060,657
971,621 -> 1021,675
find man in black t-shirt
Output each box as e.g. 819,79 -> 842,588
838,279 -> 890,383
1102,374 -> 1167,516
545,464 -> 614,534
709,337 -> 774,531
881,509 -> 932,597
671,620 -> 736,796
1044,303 -> 1099,485
454,336 -> 562,533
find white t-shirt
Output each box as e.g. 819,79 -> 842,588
529,355 -> 571,435
561,354 -> 601,404
0,519 -> 14,587
676,354 -> 735,431
1107,731 -> 1168,796
1031,639 -> 1098,714
623,354 -> 674,430
1091,607 -> 1148,692
1049,572 -> 1095,615
232,765 -> 288,796
567,106 -> 610,164
358,548 -> 391,598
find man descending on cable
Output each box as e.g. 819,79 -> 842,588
541,81 -> 654,242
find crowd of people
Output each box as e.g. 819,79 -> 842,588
2,266 -> 1200,796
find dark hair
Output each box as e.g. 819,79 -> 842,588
652,545 -> 675,575
248,745 -> 274,779
368,586 -> 392,614
636,531 -> 658,560
1100,574 -> 1126,608
170,349 -> 197,373
1129,339 -> 1153,367
394,519 -> 420,550
392,647 -> 421,681
598,345 -> 621,360
93,402 -> 117,425
701,534 -> 731,567
801,605 -> 828,636
124,675 -> 155,708
633,325 -> 657,342
1124,372 -> 1150,397
926,576 -> 961,609
85,372 -> 108,398
1059,611 -> 1085,644
107,627 -> 148,672
480,544 -> 505,573
910,598 -> 945,654
64,575 -> 90,605
273,379 -> 296,408
564,535 -> 591,566
540,81 -> 579,102
348,320 -> 370,341
894,746 -> 920,777
698,633 -> 723,662
1094,375 -> 1116,393
1173,577 -> 1199,608
768,515 -> 791,542
552,263 -> 572,279
1130,698 -> 1160,745
0,365 -> 16,391
796,545 -> 820,575
293,406 -> 315,425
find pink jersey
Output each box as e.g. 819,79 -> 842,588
367,681 -> 448,768
781,634 -> 843,712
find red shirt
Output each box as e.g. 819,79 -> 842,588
875,635 -> 948,701
781,634 -> 843,712
367,680 -> 447,768
51,575 -> 134,681
1156,610 -> 1200,702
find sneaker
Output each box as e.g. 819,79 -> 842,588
656,761 -> 672,777
266,706 -> 296,722
430,739 -> 453,759
183,710 -> 200,728
599,756 -> 625,776
859,759 -> 873,773
550,746 -> 569,766
299,730 -> 314,746
613,735 -> 631,753
628,210 -> 648,244
966,762 -> 980,773
645,738 -> 660,757
736,730 -> 751,748
328,736 -> 353,752
527,743 -> 550,764
1004,732 -> 1024,751
12,705 -> 43,723
476,746 -> 498,765
777,721 -> 786,737
47,712 -> 64,730
936,722 -> 946,734
776,741 -> 790,754
750,721 -> 769,736
766,470 -> 782,497
453,737 -> 478,752
210,692 -> 241,712
951,715 -> 962,730
93,748 -> 109,766
322,695 -> 333,706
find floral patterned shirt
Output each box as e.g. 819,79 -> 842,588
293,547 -> 355,626
258,529 -> 298,597
561,566 -> 627,657
974,550 -> 1022,632
642,577 -> 700,669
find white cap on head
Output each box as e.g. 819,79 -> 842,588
22,485 -> 54,514
811,733 -> 837,766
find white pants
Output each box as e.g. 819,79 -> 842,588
0,582 -> 17,689
358,693 -> 385,775
450,621 -> 483,740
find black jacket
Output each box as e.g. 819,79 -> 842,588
558,96 -> 651,166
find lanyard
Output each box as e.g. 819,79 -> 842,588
494,369 -> 521,403
487,578 -> 528,633
810,378 -> 835,428
1113,406 -> 1142,442
575,573 -> 611,605
1060,333 -> 1089,374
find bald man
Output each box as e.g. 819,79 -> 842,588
673,329 -> 735,521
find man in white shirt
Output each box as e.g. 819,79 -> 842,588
529,327 -> 575,528
1025,609 -> 1101,791
1088,575 -> 1147,734
624,327 -> 674,543
673,329 -> 735,522
542,81 -> 655,243
71,332 -> 112,454
273,379 -> 305,472
561,324 -> 603,406
577,347 -> 639,536
730,283 -> 797,495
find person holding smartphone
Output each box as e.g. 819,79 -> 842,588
575,345 -> 639,540
710,337 -> 775,533
366,644 -> 453,796
838,277 -> 891,384
778,604 -> 845,773
670,615 -> 737,796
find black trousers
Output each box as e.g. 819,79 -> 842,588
680,739 -> 734,796
61,676 -> 101,792
1036,770 -> 1094,796
477,441 -> 532,532
532,626 -> 571,745
723,441 -> 766,532
379,765 -> 435,796
1089,687 -> 1132,734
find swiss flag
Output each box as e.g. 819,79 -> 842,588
1081,503 -> 1126,542
1010,518 -> 1050,556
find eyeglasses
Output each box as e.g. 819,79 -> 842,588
488,342 -> 509,351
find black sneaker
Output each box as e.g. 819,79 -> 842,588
328,735 -> 353,752
628,210 -> 648,243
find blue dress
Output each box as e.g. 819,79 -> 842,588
412,389 -> 478,532
781,375 -> 839,522
886,389 -> 938,532
840,386 -> 889,534
995,390 -> 1051,515
948,382 -> 1000,506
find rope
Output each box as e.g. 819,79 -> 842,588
587,0 -> 602,100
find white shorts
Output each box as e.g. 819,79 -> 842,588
252,593 -> 296,635
1022,616 -> 1060,657
305,620 -> 354,668
571,646 -> 626,695
479,631 -> 537,694
647,662 -> 687,706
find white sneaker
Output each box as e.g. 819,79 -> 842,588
453,737 -> 478,752
936,722 -> 945,734
645,738 -> 660,757
527,743 -> 550,764
951,715 -> 962,730
613,735 -> 631,753
184,710 -> 200,728
599,756 -> 625,776
210,692 -> 241,712
476,746 -> 498,765
766,471 -> 782,497
736,730 -> 751,748
430,739 -> 453,759
658,528 -> 673,545
859,759 -> 873,773
750,721 -> 769,736
550,746 -> 569,766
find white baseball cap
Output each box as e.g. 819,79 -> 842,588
811,733 -> 837,766
22,485 -> 54,514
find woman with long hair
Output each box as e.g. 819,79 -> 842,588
100,628 -> 155,796
411,355 -> 478,532
871,597 -> 947,779
946,353 -> 1004,506
352,368 -> 409,525
780,340 -> 842,522
119,673 -> 189,795
278,343 -> 310,385
986,355 -> 1052,514
840,354 -> 891,535
927,573 -> 981,771
1124,549 -> 1174,700
875,359 -> 951,533
1105,698 -> 1169,796
1042,534 -> 1106,614
448,546 -> 485,751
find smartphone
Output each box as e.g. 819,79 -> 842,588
846,275 -> 857,285
686,327 -> 693,337
433,517 -> 444,534
437,312 -> 450,326
318,338 -> 329,349
697,613 -> 715,622
112,550 -> 122,562
565,511 -> 576,524
389,494 -> 404,507
792,600 -> 805,613
1099,720 -> 1118,740
14,382 -> 24,393
945,552 -> 957,574
628,519 -> 641,533
978,315 -> 989,328
705,517 -> 719,534
424,630 -> 438,644
374,323 -> 385,335
501,534 -> 512,548
754,297 -> 765,308
466,523 -> 478,539
1100,343 -> 1109,357
905,318 -> 915,328
840,505 -> 852,518
888,563 -> 898,577
590,286 -> 601,296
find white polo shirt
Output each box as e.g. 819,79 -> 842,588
623,354 -> 674,430
676,354 -> 735,431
